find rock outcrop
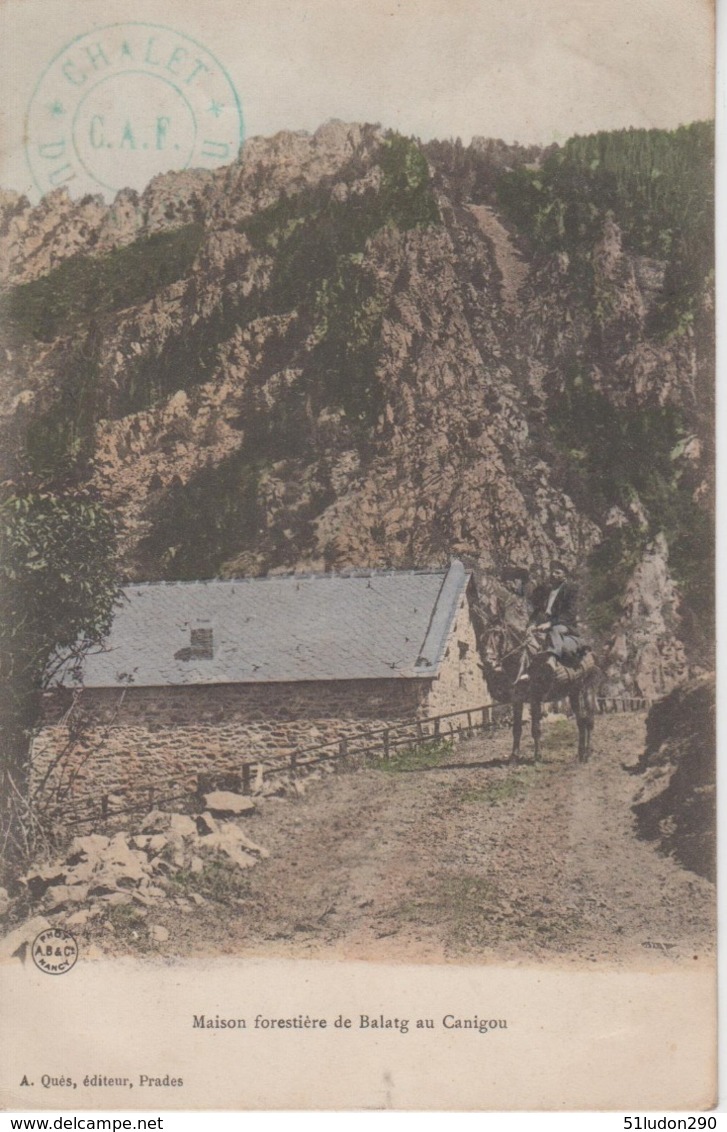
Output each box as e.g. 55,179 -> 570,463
601,534 -> 688,699
0,801 -> 269,950
631,675 -> 715,881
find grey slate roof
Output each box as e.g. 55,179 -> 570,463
59,560 -> 472,688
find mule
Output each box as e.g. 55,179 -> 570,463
478,620 -> 599,764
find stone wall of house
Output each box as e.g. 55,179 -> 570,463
424,596 -> 490,721
32,607 -> 491,811
31,677 -> 429,809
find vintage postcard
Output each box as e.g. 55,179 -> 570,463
0,0 -> 717,1113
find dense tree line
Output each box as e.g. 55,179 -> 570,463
496,121 -> 713,333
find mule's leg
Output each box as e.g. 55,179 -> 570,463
531,697 -> 542,762
581,686 -> 595,763
512,700 -> 523,761
570,690 -> 585,762
572,689 -> 593,763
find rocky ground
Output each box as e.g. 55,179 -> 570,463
3,711 -> 713,968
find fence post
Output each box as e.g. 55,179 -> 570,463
383,730 -> 390,760
433,717 -> 440,739
416,720 -> 423,743
339,737 -> 348,764
290,751 -> 297,774
242,764 -> 251,796
101,794 -> 109,819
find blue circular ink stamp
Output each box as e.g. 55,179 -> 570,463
26,23 -> 244,197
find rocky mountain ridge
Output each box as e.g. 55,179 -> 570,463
0,120 -> 714,699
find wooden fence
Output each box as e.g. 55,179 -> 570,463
597,696 -> 653,713
231,694 -> 651,795
39,787 -> 190,830
234,702 -> 513,794
37,695 -> 652,826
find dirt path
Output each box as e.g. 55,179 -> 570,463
163,712 -> 715,966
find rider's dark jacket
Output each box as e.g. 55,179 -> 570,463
547,582 -> 578,629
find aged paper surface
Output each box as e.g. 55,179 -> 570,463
0,0 -> 716,1113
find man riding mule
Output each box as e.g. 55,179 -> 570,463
518,560 -> 585,683
476,561 -> 600,763
542,559 -> 582,666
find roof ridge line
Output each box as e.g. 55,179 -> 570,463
122,566 -> 451,588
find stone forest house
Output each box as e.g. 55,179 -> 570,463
33,560 -> 490,808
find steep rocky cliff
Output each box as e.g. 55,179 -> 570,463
631,675 -> 716,881
0,120 -> 714,697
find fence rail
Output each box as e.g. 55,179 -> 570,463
291,702 -> 509,762
597,696 -> 653,713
34,695 -> 652,826
239,702 -> 515,788
232,695 -> 652,795
35,788 -> 190,830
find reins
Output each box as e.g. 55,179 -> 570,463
474,604 -> 537,663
